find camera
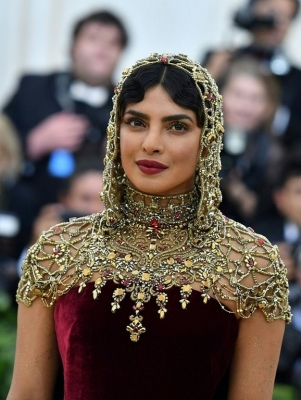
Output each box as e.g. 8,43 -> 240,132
233,8 -> 276,31
233,0 -> 299,31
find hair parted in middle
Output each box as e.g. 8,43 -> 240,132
100,53 -> 225,231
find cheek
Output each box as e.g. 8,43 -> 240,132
176,141 -> 200,172
110,46 -> 123,61
119,134 -> 135,168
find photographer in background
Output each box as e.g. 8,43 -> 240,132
17,161 -> 104,277
202,0 -> 301,147
2,10 -> 128,256
273,153 -> 301,396
14,160 -> 104,399
218,57 -> 283,225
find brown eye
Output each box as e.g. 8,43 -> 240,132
124,118 -> 145,127
170,122 -> 188,131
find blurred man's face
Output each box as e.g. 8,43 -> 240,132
72,22 -> 124,85
252,0 -> 297,47
274,176 -> 301,227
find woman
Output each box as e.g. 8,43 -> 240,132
8,53 -> 291,400
218,57 -> 283,224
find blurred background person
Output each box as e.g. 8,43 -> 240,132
1,10 -> 128,257
0,115 -> 22,399
255,150 -> 301,398
0,114 -> 22,299
18,160 -> 104,271
218,57 -> 283,225
14,160 -> 104,400
254,148 -> 301,258
203,0 -> 301,148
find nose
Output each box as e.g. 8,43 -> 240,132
142,125 -> 164,154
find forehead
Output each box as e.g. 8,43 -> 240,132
223,73 -> 268,97
124,85 -> 197,116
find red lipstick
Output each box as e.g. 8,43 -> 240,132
136,159 -> 168,175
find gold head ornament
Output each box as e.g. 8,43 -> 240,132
101,53 -> 225,231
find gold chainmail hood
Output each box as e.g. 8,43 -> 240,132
101,53 -> 225,231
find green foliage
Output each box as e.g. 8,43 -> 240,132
273,384 -> 297,400
0,291 -> 17,400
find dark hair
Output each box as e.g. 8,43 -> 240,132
275,148 -> 301,188
59,159 -> 104,197
72,10 -> 128,48
118,63 -> 204,127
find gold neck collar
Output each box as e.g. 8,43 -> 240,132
121,186 -> 199,228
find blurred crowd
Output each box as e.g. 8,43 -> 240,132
0,1 -> 301,398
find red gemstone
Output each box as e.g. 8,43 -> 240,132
124,279 -> 131,286
118,239 -> 124,244
53,247 -> 61,254
176,257 -> 183,263
119,253 -> 125,258
248,259 -> 254,266
53,226 -> 61,232
133,209 -> 138,215
161,57 -> 168,63
134,327 -> 139,333
103,271 -> 110,277
154,228 -> 159,234
132,305 -> 136,310
184,244 -> 190,250
150,218 -> 159,227
158,284 -> 164,291
206,93 -> 215,101
140,306 -> 144,311
182,277 -> 188,284
257,238 -> 264,245
175,212 -> 180,218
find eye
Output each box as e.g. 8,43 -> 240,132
123,117 -> 145,128
169,122 -> 189,131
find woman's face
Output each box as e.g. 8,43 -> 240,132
119,85 -> 202,196
222,74 -> 271,131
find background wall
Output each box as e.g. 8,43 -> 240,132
1,0 -> 301,108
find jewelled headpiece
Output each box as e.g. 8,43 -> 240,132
101,53 -> 224,230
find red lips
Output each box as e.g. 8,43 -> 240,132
136,159 -> 168,175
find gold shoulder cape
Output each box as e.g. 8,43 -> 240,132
17,207 -> 291,342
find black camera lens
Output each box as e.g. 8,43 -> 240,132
234,9 -> 275,31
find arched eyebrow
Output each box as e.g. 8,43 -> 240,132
124,109 -> 194,123
124,110 -> 149,120
162,114 -> 193,123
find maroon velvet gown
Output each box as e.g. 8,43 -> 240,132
54,280 -> 239,400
